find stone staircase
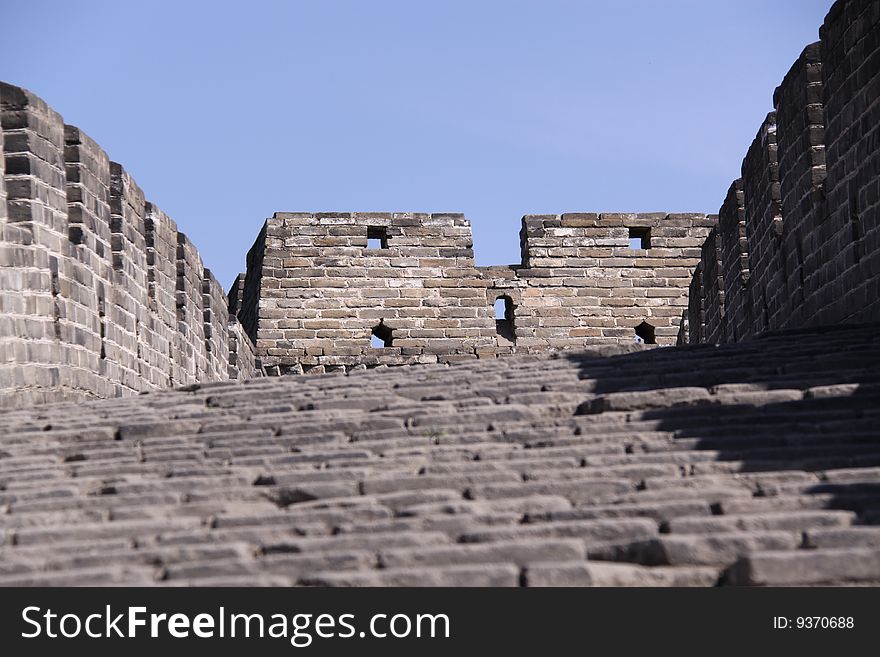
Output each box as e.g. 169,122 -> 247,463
0,323 -> 878,586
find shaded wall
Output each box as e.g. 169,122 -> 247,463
688,0 -> 879,343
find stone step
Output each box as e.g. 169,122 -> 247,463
299,563 -> 521,587
665,510 -> 856,534
803,527 -> 880,549
379,539 -> 584,569
524,561 -> 719,587
726,548 -> 880,586
591,531 -> 802,566
0,321 -> 878,586
525,500 -> 712,524
459,518 -> 658,546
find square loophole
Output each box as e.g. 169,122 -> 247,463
367,226 -> 388,250
628,227 -> 651,250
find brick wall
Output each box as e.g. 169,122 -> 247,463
225,272 -> 258,380
243,212 -> 499,374
238,211 -> 714,373
0,84 -> 73,405
508,213 -> 714,348
687,0 -> 879,343
228,318 -> 258,380
2,0 -> 875,396
63,126 -> 114,398
815,0 -> 880,326
239,222 -> 266,345
700,227 -> 725,343
144,202 -> 179,388
773,42 -> 826,329
203,268 -> 229,380
717,180 -> 751,343
686,260 -> 704,345
0,82 -> 257,408
174,232 -> 208,381
741,112 -> 786,337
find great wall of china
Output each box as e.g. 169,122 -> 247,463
1,0 -> 877,407
687,3 -> 879,343
0,82 -> 258,409
0,0 -> 878,589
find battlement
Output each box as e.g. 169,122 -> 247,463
238,211 -> 714,373
687,0 -> 879,343
0,0 -> 876,403
0,82 -> 256,408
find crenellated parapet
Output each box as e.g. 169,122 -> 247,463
237,211 -> 714,373
716,179 -> 750,343
0,82 -> 257,408
1,0 -> 875,401
686,0 -> 879,343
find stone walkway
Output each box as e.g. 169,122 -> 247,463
0,323 -> 878,586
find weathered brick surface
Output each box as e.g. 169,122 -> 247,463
700,227 -> 724,343
716,180 -> 750,343
774,43 -> 826,330
62,126 -> 114,399
689,0 -> 879,342
0,82 -> 257,408
0,113 -> 5,221
227,318 -> 257,380
814,0 -> 880,327
1,0 -> 878,409
242,212 -> 499,374
686,260 -> 704,344
239,212 -> 714,373
0,321 -> 877,586
0,83 -> 72,406
202,269 -> 228,380
511,213 -> 714,348
175,232 -> 207,381
742,112 -> 786,337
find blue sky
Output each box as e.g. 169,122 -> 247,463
5,0 -> 833,287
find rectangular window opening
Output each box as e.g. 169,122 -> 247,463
494,298 -> 508,320
367,226 -> 388,250
493,295 -> 516,343
371,322 -> 393,348
628,227 -> 651,250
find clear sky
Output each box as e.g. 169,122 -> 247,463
4,0 -> 833,288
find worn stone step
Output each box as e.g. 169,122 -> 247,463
332,514 -> 521,538
666,511 -> 856,535
379,539 -> 584,569
398,495 -> 572,518
0,321 -> 878,586
259,530 -> 450,554
717,493 -> 880,517
361,472 -> 520,495
643,471 -> 821,494
467,478 -> 635,504
526,500 -> 712,524
298,563 -> 521,587
525,463 -> 681,482
524,561 -> 719,587
0,543 -> 246,574
459,518 -> 657,546
591,531 -> 802,566
804,527 -> 880,549
0,564 -> 156,586
726,548 -> 880,586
